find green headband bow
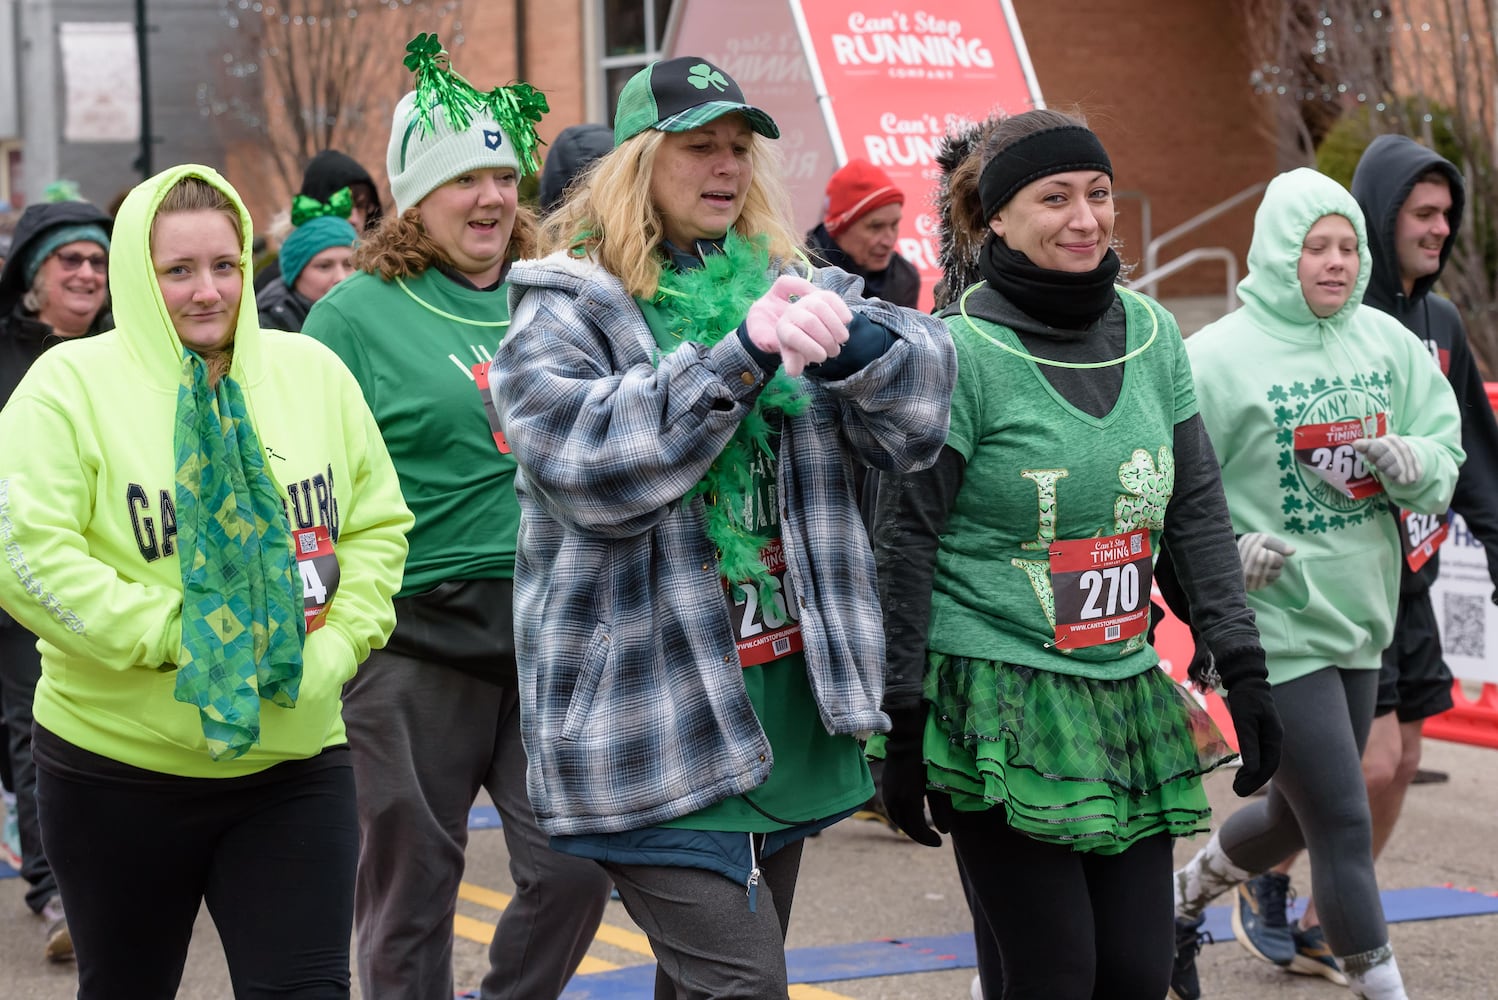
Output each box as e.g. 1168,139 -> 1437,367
290,187 -> 353,227
402,32 -> 550,176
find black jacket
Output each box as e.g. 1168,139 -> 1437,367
256,276 -> 312,332
1352,134 -> 1498,595
805,223 -> 921,309
0,200 -> 114,411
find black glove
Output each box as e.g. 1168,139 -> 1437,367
1224,677 -> 1282,797
880,705 -> 950,847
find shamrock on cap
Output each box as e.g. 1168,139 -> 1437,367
687,63 -> 729,92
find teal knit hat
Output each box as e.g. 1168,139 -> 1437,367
280,216 -> 357,290
23,224 -> 110,285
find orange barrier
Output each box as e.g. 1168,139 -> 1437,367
1426,682 -> 1498,749
1151,594 -> 1238,749
1421,382 -> 1498,749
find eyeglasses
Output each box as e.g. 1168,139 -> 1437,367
54,251 -> 107,273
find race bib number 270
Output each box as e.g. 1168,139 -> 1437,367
1047,529 -> 1152,650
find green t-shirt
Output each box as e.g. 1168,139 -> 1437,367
931,291 -> 1196,680
635,298 -> 872,830
302,268 -> 520,594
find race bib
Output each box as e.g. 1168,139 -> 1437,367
293,525 -> 340,633
1293,414 -> 1387,499
1048,529 -> 1152,649
1399,508 -> 1449,572
724,538 -> 804,667
471,361 -> 510,454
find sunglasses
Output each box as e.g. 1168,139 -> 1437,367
54,251 -> 107,273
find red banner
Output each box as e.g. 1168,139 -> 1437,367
794,0 -> 1040,310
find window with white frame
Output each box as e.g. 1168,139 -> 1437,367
599,0 -> 675,121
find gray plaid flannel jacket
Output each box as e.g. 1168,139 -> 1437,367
490,250 -> 956,836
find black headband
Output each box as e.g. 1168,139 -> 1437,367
978,125 -> 1113,221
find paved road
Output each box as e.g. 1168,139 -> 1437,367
5,734 -> 1496,998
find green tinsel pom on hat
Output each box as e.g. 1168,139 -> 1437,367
400,33 -> 549,176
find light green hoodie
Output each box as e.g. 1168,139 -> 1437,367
1188,168 -> 1463,684
0,164 -> 413,776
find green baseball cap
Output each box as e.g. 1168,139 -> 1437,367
613,57 -> 780,146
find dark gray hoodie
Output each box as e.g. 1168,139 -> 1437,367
1353,133 -> 1498,594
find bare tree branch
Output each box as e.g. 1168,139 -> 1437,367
201,1 -> 466,225
1240,0 -> 1498,372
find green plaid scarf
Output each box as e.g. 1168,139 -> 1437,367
172,351 -> 305,761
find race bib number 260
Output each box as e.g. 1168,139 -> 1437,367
1294,414 -> 1387,499
1047,529 -> 1152,650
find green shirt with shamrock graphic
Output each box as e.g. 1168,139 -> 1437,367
928,291 -> 1193,681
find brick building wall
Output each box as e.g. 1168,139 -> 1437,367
1012,0 -> 1278,297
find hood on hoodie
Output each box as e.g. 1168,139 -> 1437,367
1351,133 -> 1465,311
0,199 -> 114,319
110,164 -> 264,388
1238,168 -> 1372,335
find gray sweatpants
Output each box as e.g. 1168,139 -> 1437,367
605,838 -> 805,1000
1218,665 -> 1384,957
343,648 -> 612,1000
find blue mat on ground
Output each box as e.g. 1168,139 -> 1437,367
1200,884 -> 1498,942
554,886 -> 1498,997
559,936 -> 978,997
469,805 -> 502,830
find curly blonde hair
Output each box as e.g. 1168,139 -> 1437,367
540,126 -> 800,300
354,205 -> 538,281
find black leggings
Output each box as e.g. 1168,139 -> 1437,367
36,741 -> 359,1000
951,810 -> 1173,1000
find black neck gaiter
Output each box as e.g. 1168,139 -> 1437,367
978,232 -> 1120,330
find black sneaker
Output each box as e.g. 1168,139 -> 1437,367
1231,872 -> 1296,966
1169,914 -> 1210,1000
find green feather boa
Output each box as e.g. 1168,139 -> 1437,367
650,233 -> 811,600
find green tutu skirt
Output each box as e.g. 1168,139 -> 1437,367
923,653 -> 1235,854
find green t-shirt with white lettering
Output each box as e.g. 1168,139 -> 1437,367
635,299 -> 872,831
303,267 -> 519,594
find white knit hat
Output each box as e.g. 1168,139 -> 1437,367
387,90 -> 522,213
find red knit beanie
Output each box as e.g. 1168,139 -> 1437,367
823,159 -> 904,237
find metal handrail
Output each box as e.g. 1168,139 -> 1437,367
1141,182 -> 1267,285
1127,247 -> 1240,319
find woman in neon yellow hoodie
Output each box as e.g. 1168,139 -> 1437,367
1169,168 -> 1463,1000
0,164 -> 412,998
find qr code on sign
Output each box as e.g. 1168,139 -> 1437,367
298,531 -> 319,555
1442,593 -> 1486,658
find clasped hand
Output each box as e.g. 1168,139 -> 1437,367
744,275 -> 852,377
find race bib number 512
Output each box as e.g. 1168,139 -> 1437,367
1048,529 -> 1152,649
